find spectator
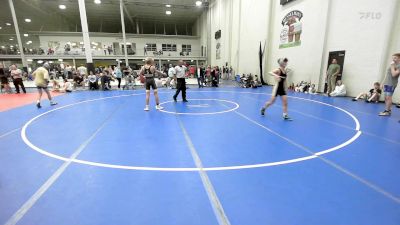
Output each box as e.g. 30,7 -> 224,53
65,64 -> 72,79
101,71 -> 112,90
326,59 -> 341,96
62,79 -> 73,93
10,64 -> 26,94
307,84 -> 317,94
114,66 -> 123,89
73,73 -> 85,89
167,64 -> 176,89
88,72 -> 99,90
51,80 -> 61,92
379,53 -> 400,116
0,64 -> 12,93
330,80 -> 346,97
77,64 -> 87,76
155,77 -> 163,88
123,73 -> 135,90
197,65 -> 204,88
352,82 -> 381,103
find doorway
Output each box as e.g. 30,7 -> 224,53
324,51 -> 346,93
327,51 -> 346,80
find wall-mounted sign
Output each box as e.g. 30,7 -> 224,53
279,10 -> 303,49
216,42 -> 221,60
280,0 -> 296,6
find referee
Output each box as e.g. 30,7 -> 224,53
173,60 -> 188,102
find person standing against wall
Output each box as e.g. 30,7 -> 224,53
379,53 -> 400,117
10,64 -> 26,94
197,65 -> 204,88
114,66 -> 123,89
0,64 -> 12,93
326,59 -> 341,96
167,64 -> 176,89
173,60 -> 188,102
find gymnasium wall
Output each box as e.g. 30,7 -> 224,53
386,1 -> 400,102
205,0 -> 400,102
322,0 -> 399,99
265,0 -> 330,87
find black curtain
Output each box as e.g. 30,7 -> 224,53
259,42 -> 266,85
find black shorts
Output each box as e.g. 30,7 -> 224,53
145,78 -> 157,90
275,83 -> 287,96
36,86 -> 48,90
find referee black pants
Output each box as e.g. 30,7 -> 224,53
174,78 -> 187,100
13,78 -> 26,93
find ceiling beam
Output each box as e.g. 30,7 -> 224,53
122,1 -> 136,30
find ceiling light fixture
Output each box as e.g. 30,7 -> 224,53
9,38 -> 14,41
94,0 -> 101,4
59,4 -> 66,9
166,4 -> 171,7
195,1 -> 202,6
6,23 -> 11,26
58,59 -> 63,62
37,60 -> 43,64
166,10 -> 172,15
0,27 -> 2,29
25,18 -> 31,23
24,34 -> 28,37
27,59 -> 33,62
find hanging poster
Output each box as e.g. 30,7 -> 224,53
216,42 -> 221,60
279,10 -> 303,49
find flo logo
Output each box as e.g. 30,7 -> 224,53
279,10 -> 303,49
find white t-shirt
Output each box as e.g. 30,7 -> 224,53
174,65 -> 186,78
77,66 -> 87,75
64,81 -> 73,91
88,74 -> 97,83
168,67 -> 176,78
11,69 -> 22,79
332,84 -> 346,96
155,79 -> 163,88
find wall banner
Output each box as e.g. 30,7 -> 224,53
279,10 -> 303,49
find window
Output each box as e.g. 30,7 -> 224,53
162,44 -> 177,52
182,44 -> 192,52
145,43 -> 157,51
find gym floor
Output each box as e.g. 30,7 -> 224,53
1,86 -> 399,225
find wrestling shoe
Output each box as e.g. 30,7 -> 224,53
144,105 -> 150,111
283,115 -> 293,121
36,102 -> 41,108
379,110 -> 391,116
50,101 -> 58,106
155,105 -> 164,110
261,107 -> 266,116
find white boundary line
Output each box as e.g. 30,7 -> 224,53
20,91 -> 361,172
177,117 -> 231,225
5,101 -> 123,225
159,99 -> 239,115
